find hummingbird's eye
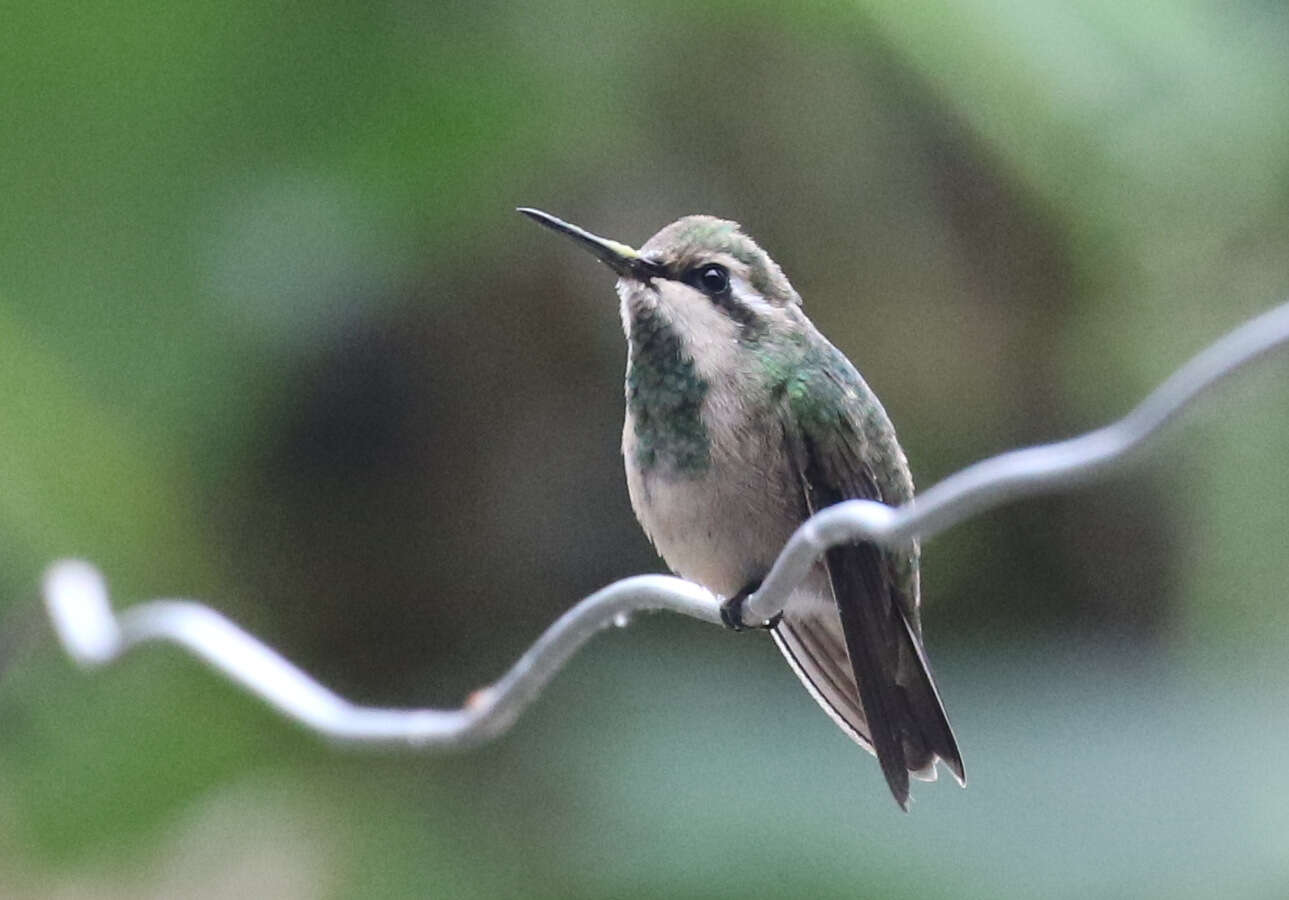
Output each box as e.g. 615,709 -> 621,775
693,264 -> 730,295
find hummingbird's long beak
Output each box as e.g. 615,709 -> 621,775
517,207 -> 663,280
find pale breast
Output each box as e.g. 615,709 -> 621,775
622,377 -> 803,598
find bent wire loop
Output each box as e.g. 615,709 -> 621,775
41,299 -> 1289,747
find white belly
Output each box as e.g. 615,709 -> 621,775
623,414 -> 802,598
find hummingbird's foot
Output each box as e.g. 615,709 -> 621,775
720,580 -> 773,631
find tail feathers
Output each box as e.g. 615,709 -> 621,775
771,610 -> 964,804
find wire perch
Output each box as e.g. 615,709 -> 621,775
42,299 -> 1289,746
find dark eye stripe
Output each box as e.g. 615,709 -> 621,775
714,291 -> 760,332
664,262 -> 764,336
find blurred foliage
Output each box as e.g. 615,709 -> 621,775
1,1 -> 1288,897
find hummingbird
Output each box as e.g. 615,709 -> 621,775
519,207 -> 964,808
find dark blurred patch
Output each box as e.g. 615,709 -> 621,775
218,259 -> 653,704
277,316 -> 423,484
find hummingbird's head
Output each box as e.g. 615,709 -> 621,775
518,208 -> 803,360
635,215 -> 800,306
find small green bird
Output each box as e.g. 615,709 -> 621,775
520,208 -> 964,808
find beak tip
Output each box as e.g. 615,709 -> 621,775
517,207 -> 649,279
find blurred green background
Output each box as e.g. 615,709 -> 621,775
2,1 -> 1289,896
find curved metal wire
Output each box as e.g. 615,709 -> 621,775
43,562 -> 718,747
41,299 -> 1289,745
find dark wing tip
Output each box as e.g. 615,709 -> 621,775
925,729 -> 966,788
946,754 -> 967,787
896,614 -> 966,788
